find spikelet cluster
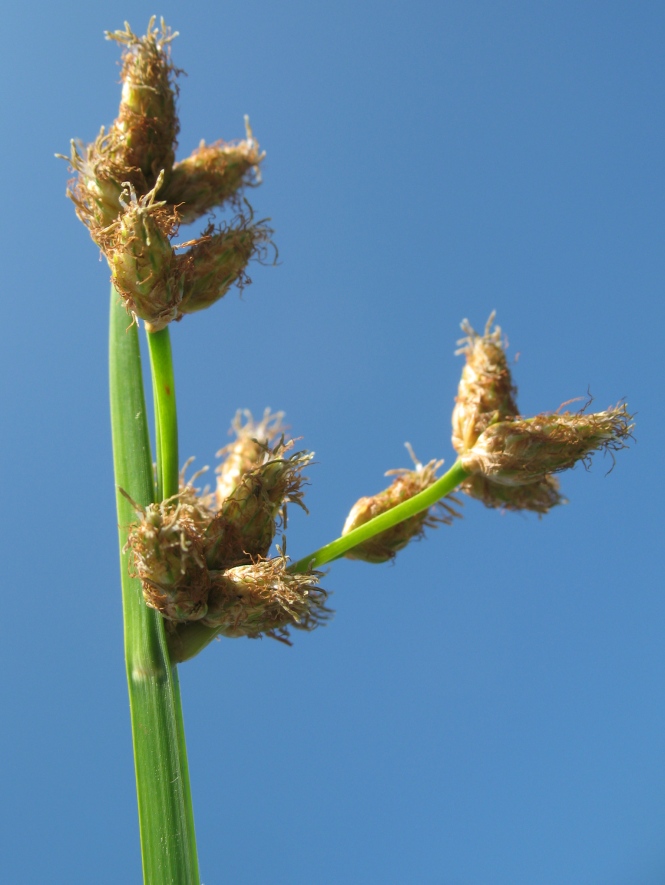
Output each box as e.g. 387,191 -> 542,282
342,447 -> 461,563
125,412 -> 328,642
62,18 -> 269,330
453,317 -> 633,510
452,316 -> 564,512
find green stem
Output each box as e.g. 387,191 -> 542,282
149,370 -> 162,501
170,459 -> 470,664
290,459 -> 469,573
147,327 -> 179,499
109,287 -> 200,885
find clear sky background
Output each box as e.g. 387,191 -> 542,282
0,2 -> 662,883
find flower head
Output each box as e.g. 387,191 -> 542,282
123,411 -> 327,642
177,215 -> 273,316
62,19 -> 270,328
97,174 -> 182,329
461,473 -> 563,513
124,490 -> 210,622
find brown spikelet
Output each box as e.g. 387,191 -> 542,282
64,133 -> 126,233
205,439 -> 312,569
162,119 -> 264,224
461,473 -> 564,513
177,215 -> 273,316
461,404 -> 634,486
215,409 -> 286,506
123,489 -> 210,622
61,19 -> 273,332
202,555 -> 329,641
105,17 -> 180,190
97,175 -> 183,329
452,314 -> 519,455
342,449 -> 461,563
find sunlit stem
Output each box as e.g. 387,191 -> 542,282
146,327 -> 179,499
109,287 -> 199,884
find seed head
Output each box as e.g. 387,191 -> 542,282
462,473 -> 563,513
62,19 -> 271,329
98,175 -> 183,330
124,491 -> 210,622
342,448 -> 461,563
162,119 -> 263,225
177,216 -> 273,316
64,133 -> 126,233
205,439 -> 312,569
215,409 -> 286,507
105,17 -> 180,190
452,314 -> 519,455
460,404 -> 634,485
123,432 -> 321,637
202,555 -> 329,642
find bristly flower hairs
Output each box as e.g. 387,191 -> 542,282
60,19 -> 634,885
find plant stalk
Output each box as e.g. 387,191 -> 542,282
109,286 -> 200,884
146,327 -> 179,499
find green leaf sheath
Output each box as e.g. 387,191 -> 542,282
147,327 -> 179,500
289,459 -> 470,573
109,287 -> 200,885
170,459 -> 471,664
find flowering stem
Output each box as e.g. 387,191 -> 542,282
146,327 -> 179,499
109,286 -> 200,884
169,459 -> 470,664
289,459 -> 470,573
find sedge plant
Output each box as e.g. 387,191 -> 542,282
61,19 -> 634,884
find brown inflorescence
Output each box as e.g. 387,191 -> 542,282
62,18 -> 269,329
215,409 -> 286,507
124,490 -> 210,623
205,439 -> 312,570
178,217 -> 273,317
162,121 -> 263,225
342,451 -> 462,563
461,473 -> 563,513
452,316 -> 565,513
124,412 -> 326,642
452,314 -> 519,456
203,556 -> 329,643
106,18 -> 180,191
96,176 -> 183,331
66,133 -> 127,233
460,405 -> 634,485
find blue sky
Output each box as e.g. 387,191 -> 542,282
0,2 -> 663,882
